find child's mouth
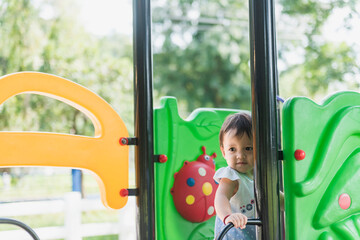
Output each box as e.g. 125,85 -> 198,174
237,162 -> 247,165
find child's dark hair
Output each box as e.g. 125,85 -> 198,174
219,112 -> 252,147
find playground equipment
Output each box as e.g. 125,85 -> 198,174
0,218 -> 40,240
170,145 -> 218,223
282,92 -> 360,239
1,0 -> 359,239
0,72 -> 129,210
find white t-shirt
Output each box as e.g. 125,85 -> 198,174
214,166 -> 255,217
213,166 -> 256,240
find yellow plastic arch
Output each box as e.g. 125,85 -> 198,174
0,72 -> 129,209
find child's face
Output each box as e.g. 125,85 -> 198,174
221,129 -> 254,175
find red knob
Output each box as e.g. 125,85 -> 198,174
339,193 -> 351,210
119,189 -> 129,197
119,137 -> 128,146
159,154 -> 168,163
294,149 -> 306,160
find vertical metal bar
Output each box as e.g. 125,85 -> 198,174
133,0 -> 155,239
249,0 -> 281,239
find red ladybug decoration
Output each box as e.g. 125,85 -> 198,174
171,146 -> 218,222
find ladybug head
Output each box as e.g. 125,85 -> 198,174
197,146 -> 217,166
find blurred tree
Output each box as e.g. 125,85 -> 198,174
152,0 -> 251,113
152,0 -> 360,113
0,0 -> 134,136
276,0 -> 360,99
0,0 -> 134,185
0,0 -> 358,135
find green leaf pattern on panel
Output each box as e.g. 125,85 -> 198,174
283,91 -> 360,240
153,96 -> 244,240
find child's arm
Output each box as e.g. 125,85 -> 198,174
214,178 -> 248,229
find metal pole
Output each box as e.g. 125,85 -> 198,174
249,0 -> 281,239
133,0 -> 156,239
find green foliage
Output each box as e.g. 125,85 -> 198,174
0,0 -> 134,136
153,0 -> 251,113
281,41 -> 358,97
154,31 -> 251,111
277,0 -> 360,99
1,0 -> 358,136
153,0 -> 360,109
0,0 -> 38,72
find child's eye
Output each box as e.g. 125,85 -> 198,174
245,147 -> 253,151
229,147 -> 236,152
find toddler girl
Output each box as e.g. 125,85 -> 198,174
214,112 -> 256,239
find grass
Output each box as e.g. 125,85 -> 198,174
0,213 -> 64,231
0,169 -> 103,202
0,167 -> 135,239
84,235 -> 118,240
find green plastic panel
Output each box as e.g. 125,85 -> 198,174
282,91 -> 360,240
154,96 -> 248,240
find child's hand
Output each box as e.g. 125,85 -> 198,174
224,213 -> 248,229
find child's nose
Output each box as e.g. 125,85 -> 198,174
236,152 -> 245,159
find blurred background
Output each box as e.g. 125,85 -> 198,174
0,0 -> 359,239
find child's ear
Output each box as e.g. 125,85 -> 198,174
220,146 -> 225,157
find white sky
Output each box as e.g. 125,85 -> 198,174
78,0 -> 132,36
323,6 -> 360,46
